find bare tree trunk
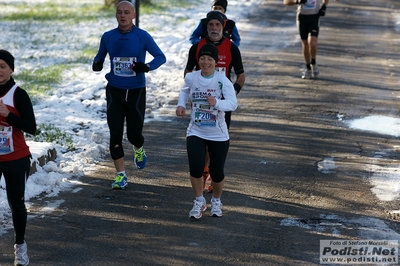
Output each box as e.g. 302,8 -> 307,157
104,0 -> 119,8
104,0 -> 151,8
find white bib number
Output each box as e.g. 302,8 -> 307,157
113,57 -> 136,77
0,125 -> 14,154
303,0 -> 317,9
192,102 -> 218,127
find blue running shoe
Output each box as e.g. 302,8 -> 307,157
134,146 -> 147,169
112,173 -> 128,189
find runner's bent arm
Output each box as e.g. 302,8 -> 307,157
231,25 -> 241,47
214,75 -> 238,112
231,45 -> 245,89
235,73 -> 245,90
184,44 -> 198,77
92,32 -> 109,71
143,32 -> 166,70
189,21 -> 203,45
283,0 -> 298,6
177,73 -> 193,108
7,88 -> 36,135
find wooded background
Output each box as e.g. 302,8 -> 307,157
103,0 -> 152,8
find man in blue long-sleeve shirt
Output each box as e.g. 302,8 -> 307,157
93,0 -> 166,189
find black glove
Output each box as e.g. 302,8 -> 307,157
296,0 -> 307,4
234,83 -> 242,95
132,62 -> 150,73
318,4 -> 326,16
92,58 -> 104,71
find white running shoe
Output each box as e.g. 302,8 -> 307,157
189,198 -> 207,219
210,198 -> 222,217
301,69 -> 312,79
311,64 -> 319,78
14,241 -> 29,266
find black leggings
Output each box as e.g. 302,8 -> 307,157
297,13 -> 320,40
225,111 -> 232,129
106,84 -> 146,160
1,156 -> 30,244
186,136 -> 229,183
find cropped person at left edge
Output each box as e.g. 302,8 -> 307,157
0,49 -> 37,266
92,0 -> 166,189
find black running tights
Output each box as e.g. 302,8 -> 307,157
2,156 -> 30,244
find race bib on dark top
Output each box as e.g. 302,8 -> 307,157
113,57 -> 136,77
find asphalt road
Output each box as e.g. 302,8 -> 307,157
2,0 -> 400,265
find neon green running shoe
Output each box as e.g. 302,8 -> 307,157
111,173 -> 128,189
134,146 -> 147,169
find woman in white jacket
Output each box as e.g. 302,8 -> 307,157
176,43 -> 237,219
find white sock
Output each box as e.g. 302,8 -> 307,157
117,171 -> 126,175
212,196 -> 220,202
195,196 -> 205,202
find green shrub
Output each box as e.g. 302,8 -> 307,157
27,123 -> 75,152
